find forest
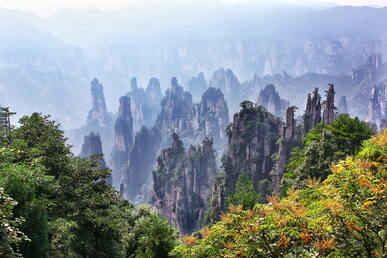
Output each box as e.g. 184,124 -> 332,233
0,102 -> 385,257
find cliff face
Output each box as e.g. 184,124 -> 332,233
350,54 -> 383,84
126,77 -> 162,132
367,82 -> 387,131
323,84 -> 335,124
121,126 -> 162,203
87,78 -> 109,127
68,78 -> 114,156
303,88 -> 322,135
271,107 -> 297,194
153,134 -> 217,235
110,95 -> 134,189
222,103 -> 280,200
256,84 -> 288,118
156,79 -> 229,152
155,78 -> 194,136
188,72 -> 208,102
80,132 -> 112,185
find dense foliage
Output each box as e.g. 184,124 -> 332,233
0,112 -> 177,257
172,130 -> 386,257
284,113 -> 373,190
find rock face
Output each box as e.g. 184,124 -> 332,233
80,132 -> 112,185
155,78 -> 194,136
87,78 -> 109,127
188,72 -> 208,102
338,96 -> 348,114
153,134 -> 217,235
350,54 -> 383,84
126,77 -> 163,133
222,103 -> 280,200
196,87 -> 229,147
110,95 -> 134,189
303,88 -> 322,135
323,84 -> 335,124
256,84 -> 288,117
68,78 -> 114,156
367,83 -> 387,131
121,126 -> 162,203
156,78 -> 229,152
271,107 -> 297,194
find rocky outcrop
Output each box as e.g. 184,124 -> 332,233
209,68 -> 241,113
222,103 -> 280,200
87,78 -> 109,127
188,72 -> 208,102
271,107 -> 297,194
68,78 -> 114,156
110,95 -> 133,189
303,88 -> 321,135
155,78 -> 229,152
323,84 -> 335,124
366,82 -> 387,131
155,78 -> 194,136
126,77 -> 163,133
121,126 -> 162,203
350,54 -> 383,84
197,87 -> 229,147
153,134 -> 217,235
256,84 -> 288,118
80,132 -> 112,185
338,96 -> 348,114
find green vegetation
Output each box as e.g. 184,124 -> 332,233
0,111 -> 177,257
284,113 -> 373,191
172,130 -> 386,257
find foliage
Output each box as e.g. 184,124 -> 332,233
227,173 -> 259,210
172,130 -> 387,257
0,188 -> 29,257
284,114 -> 373,190
0,112 -> 179,257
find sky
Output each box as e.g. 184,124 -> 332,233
0,0 -> 386,17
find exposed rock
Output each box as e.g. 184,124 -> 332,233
121,126 -> 162,203
68,78 -> 114,156
222,103 -> 280,201
271,107 -> 297,194
80,132 -> 112,185
188,72 -> 208,102
125,77 -> 163,134
155,78 -> 194,136
256,84 -> 288,117
350,54 -> 383,84
303,88 -> 321,135
366,82 -> 387,131
153,134 -> 217,235
323,84 -> 335,124
87,78 -> 108,127
338,96 -> 348,114
110,95 -> 133,189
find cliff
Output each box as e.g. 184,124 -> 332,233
110,95 -> 134,189
121,126 -> 162,203
222,102 -> 280,200
303,88 -> 322,135
256,84 -> 288,118
153,134 -> 217,235
366,82 -> 387,131
80,132 -> 112,185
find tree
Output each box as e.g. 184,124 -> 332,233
284,114 -> 373,190
0,188 -> 29,257
227,173 -> 259,210
172,130 -> 387,257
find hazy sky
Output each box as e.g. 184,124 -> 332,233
0,0 -> 386,17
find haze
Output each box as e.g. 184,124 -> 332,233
1,0 -> 386,17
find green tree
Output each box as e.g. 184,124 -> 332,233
227,173 -> 259,210
0,188 -> 29,257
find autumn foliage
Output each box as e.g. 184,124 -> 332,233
171,130 -> 387,257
